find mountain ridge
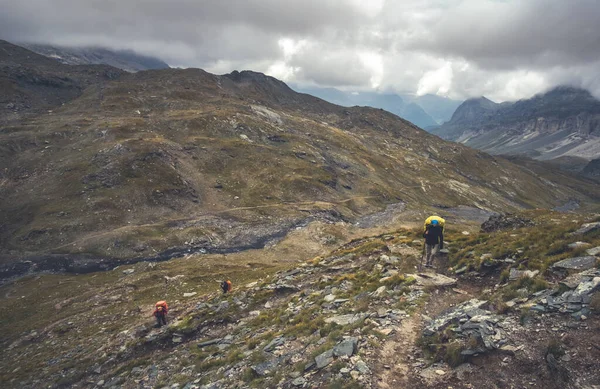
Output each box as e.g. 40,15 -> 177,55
433,86 -> 600,161
21,42 -> 170,72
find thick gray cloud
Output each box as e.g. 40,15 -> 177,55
1,0 -> 599,101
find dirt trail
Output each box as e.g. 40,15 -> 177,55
373,275 -> 484,389
375,310 -> 422,388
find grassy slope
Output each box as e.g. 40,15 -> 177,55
1,69 -> 598,260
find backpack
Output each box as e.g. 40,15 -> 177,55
226,280 -> 232,292
155,300 -> 168,313
424,216 -> 445,231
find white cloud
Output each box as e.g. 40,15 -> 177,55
1,0 -> 599,101
417,61 -> 454,96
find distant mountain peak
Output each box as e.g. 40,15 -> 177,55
19,42 -> 170,72
432,85 -> 600,162
224,70 -> 289,87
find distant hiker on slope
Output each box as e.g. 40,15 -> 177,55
423,216 -> 445,269
154,300 -> 168,327
221,279 -> 232,294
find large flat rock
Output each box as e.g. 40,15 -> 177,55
324,313 -> 368,326
408,272 -> 457,287
552,256 -> 596,271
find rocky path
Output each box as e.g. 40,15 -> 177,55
374,308 -> 422,388
372,272 -> 482,389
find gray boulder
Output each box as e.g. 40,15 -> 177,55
252,357 -> 282,376
263,336 -> 285,352
333,337 -> 358,357
324,313 -> 368,326
315,349 -> 334,369
570,222 -> 600,236
552,256 -> 596,271
424,299 -> 487,335
586,246 -> 600,256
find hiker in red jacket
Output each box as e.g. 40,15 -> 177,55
154,301 -> 168,327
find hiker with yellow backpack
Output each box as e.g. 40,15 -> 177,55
422,216 -> 445,269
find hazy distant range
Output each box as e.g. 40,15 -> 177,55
291,85 -> 462,129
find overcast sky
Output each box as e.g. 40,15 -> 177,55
1,0 -> 599,101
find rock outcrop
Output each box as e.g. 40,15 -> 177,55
432,87 -> 600,161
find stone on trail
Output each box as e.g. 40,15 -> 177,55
498,345 -> 519,356
183,292 -> 197,297
315,349 -> 334,369
552,256 -> 596,271
324,313 -> 368,326
333,337 -> 358,357
587,246 -> 600,256
568,241 -> 591,249
355,360 -> 370,374
408,272 -> 457,287
374,286 -> 387,296
273,283 -> 300,295
423,299 -> 488,335
378,328 -> 394,336
252,357 -> 282,376
291,377 -> 306,387
324,294 -> 336,302
263,336 -> 285,352
197,338 -> 222,348
509,268 -> 539,281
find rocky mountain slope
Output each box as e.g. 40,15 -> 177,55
1,41 -> 599,279
583,158 -> 600,179
432,87 -> 600,161
22,43 -> 170,72
1,211 -> 599,388
0,39 -> 125,123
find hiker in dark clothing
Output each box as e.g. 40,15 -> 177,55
423,219 -> 444,268
221,280 -> 232,294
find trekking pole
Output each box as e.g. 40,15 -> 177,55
420,241 -> 425,271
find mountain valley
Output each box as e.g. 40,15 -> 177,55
1,40 -> 600,389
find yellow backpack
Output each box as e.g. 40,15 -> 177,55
424,216 -> 445,231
